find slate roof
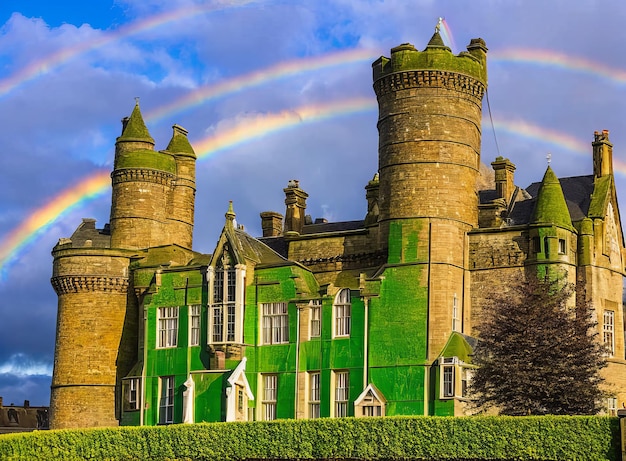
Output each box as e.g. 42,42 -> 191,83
480,174 -> 596,226
68,219 -> 111,248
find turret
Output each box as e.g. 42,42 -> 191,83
164,124 -> 196,250
110,102 -> 176,249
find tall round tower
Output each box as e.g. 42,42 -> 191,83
372,29 -> 487,358
49,220 -> 136,429
109,102 -> 176,250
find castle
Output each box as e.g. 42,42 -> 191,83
49,29 -> 626,429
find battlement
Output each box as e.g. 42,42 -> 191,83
372,34 -> 487,85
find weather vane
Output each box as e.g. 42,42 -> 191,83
436,17 -> 443,33
134,96 -> 140,104
546,152 -> 552,165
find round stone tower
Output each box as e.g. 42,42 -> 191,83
372,29 -> 487,358
110,102 -> 176,250
50,220 -> 136,429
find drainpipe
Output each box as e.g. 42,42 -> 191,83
363,297 -> 369,389
294,304 -> 301,419
140,306 -> 147,426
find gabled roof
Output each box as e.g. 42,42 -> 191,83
210,202 -> 292,268
355,383 -> 387,405
226,357 -> 254,400
480,174 -> 597,227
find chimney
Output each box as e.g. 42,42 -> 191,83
283,180 -> 308,235
260,211 -> 283,237
364,173 -> 380,227
593,130 -> 613,178
491,156 -> 516,203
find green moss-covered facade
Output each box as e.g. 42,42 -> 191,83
51,30 -> 626,429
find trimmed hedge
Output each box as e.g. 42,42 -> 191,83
0,416 -> 620,461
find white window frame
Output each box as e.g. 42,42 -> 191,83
159,376 -> 175,424
603,310 -> 615,357
262,374 -> 277,420
441,359 -> 455,398
123,377 -> 141,411
439,357 -> 472,400
608,397 -> 618,416
189,304 -> 201,346
157,307 -> 179,348
333,289 -> 351,338
208,263 -> 246,345
310,300 -> 321,339
262,302 -> 289,345
333,370 -> 349,417
308,371 -> 320,418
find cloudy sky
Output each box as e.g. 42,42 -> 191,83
1,0 -> 625,407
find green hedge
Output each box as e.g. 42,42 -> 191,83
0,416 -> 620,461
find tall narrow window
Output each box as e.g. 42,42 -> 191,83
309,372 -> 320,418
558,238 -> 566,254
189,304 -> 201,346
310,300 -> 321,338
334,289 -> 351,337
452,293 -> 460,332
262,374 -> 277,420
334,371 -> 349,417
262,303 -> 289,344
123,378 -> 141,411
208,250 -> 245,344
604,310 -> 615,356
440,357 -> 456,399
157,307 -> 179,348
159,376 -> 175,424
608,397 -> 618,416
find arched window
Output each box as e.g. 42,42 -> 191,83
333,288 -> 351,337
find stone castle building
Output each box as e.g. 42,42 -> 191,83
50,29 -> 626,428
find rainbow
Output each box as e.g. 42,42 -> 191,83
440,18 -> 457,52
0,0 -> 259,98
0,170 -> 111,280
146,48 -> 379,124
490,49 -> 626,85
1,102 -> 623,282
0,98 -> 377,280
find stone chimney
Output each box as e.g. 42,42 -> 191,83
260,211 -> 283,237
491,156 -> 516,203
283,180 -> 308,235
364,173 -> 380,227
593,130 -> 613,178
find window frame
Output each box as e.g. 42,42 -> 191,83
308,371 -> 321,419
262,374 -> 278,421
333,370 -> 349,417
189,304 -> 201,347
333,289 -> 351,338
261,302 -> 289,345
159,376 -> 175,425
452,293 -> 460,332
558,238 -> 566,255
310,300 -> 321,339
603,310 -> 615,357
157,306 -> 179,349
123,377 -> 141,412
210,268 -> 237,343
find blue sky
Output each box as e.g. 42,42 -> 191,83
1,0 -> 626,407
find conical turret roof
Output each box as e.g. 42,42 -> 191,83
425,30 -> 451,51
165,124 -> 195,158
119,102 -> 154,143
531,166 -> 573,229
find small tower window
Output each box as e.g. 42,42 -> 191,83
558,239 -> 566,255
